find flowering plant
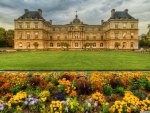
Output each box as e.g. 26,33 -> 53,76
91,91 -> 105,105
38,90 -> 50,102
50,100 -> 62,113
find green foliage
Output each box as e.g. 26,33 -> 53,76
102,103 -> 109,113
133,90 -> 146,100
0,27 -> 14,47
114,87 -> 125,96
138,77 -> 150,90
139,39 -> 150,47
104,84 -> 113,96
11,85 -> 21,94
6,29 -> 14,47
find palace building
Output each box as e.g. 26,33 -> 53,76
14,9 -> 139,50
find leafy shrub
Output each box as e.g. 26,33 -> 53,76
53,91 -> 65,101
29,75 -> 41,88
102,103 -> 109,113
133,90 -> 146,100
114,87 -> 125,96
104,84 -> 112,96
76,77 -> 92,95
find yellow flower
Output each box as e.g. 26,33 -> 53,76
41,97 -> 47,102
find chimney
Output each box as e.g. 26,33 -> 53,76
50,20 -> 52,24
124,9 -> 128,13
38,9 -> 42,16
101,20 -> 104,24
24,9 -> 29,13
111,9 -> 115,17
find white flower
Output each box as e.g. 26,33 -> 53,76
94,102 -> 98,107
65,107 -> 68,112
66,98 -> 70,102
88,102 -> 91,107
0,104 -> 4,111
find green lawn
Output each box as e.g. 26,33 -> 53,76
0,51 -> 150,70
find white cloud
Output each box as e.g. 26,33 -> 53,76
0,0 -> 149,34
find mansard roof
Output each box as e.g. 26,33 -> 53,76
109,9 -> 136,20
17,9 -> 45,20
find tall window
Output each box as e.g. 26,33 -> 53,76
35,23 -> 38,28
101,35 -> 103,40
122,42 -> 126,48
100,43 -> 103,47
57,43 -> 60,47
93,36 -> 96,40
131,24 -> 134,28
50,43 -> 53,47
115,24 -> 118,28
93,43 -> 96,47
131,42 -> 134,48
27,42 -> 30,48
18,33 -> 22,39
50,36 -> 53,40
26,33 -> 30,39
115,33 -> 119,39
26,23 -> 30,28
64,36 -> 67,40
18,23 -> 22,29
131,33 -> 134,39
86,36 -> 89,40
35,32 -> 38,39
57,36 -> 60,40
123,32 -> 126,39
75,43 -> 78,47
123,23 -> 126,28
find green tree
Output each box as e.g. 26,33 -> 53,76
0,27 -> 6,47
6,29 -> 14,47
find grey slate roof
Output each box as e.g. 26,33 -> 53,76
18,11 -> 45,20
109,11 -> 135,20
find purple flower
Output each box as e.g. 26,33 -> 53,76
0,104 -> 4,111
24,101 -> 28,105
29,101 -> 35,105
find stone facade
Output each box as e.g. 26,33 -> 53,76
14,9 -> 139,50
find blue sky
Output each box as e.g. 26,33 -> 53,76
0,0 -> 150,35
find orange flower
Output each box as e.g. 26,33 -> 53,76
70,90 -> 77,97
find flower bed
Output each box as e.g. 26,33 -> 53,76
0,72 -> 150,113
